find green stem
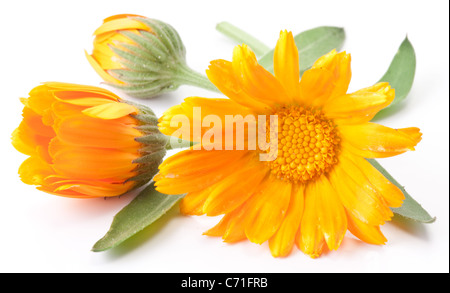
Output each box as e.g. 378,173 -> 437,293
216,21 -> 270,56
175,64 -> 220,93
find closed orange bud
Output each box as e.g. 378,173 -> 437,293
85,14 -> 217,98
12,82 -> 168,198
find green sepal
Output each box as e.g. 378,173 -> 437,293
92,182 -> 185,252
120,30 -> 169,62
372,37 -> 416,120
134,17 -> 186,59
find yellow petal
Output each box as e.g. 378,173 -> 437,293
103,14 -> 144,22
85,50 -> 124,85
346,211 -> 387,245
269,184 -> 304,257
297,68 -> 335,107
244,176 -> 292,244
323,82 -> 395,124
312,49 -> 352,99
202,158 -> 269,216
53,180 -> 135,198
296,181 -> 325,258
158,96 -> 255,144
93,16 -> 150,36
274,30 -> 300,100
11,107 -> 54,159
329,158 -> 392,226
206,59 -> 272,113
179,188 -> 211,215
232,44 -> 291,107
315,176 -> 347,251
82,102 -> 138,120
344,153 -> 405,208
339,123 -> 422,158
18,157 -> 54,186
50,143 -> 138,180
154,150 -> 249,194
203,204 -> 249,243
55,116 -> 141,149
43,82 -> 120,100
27,86 -> 56,116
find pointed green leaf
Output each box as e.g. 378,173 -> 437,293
372,37 -> 416,120
216,21 -> 271,56
367,159 -> 435,223
92,182 -> 185,252
258,26 -> 345,75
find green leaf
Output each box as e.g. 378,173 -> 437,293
216,21 -> 271,56
372,37 -> 416,120
367,159 -> 435,223
92,182 -> 185,252
258,26 -> 346,75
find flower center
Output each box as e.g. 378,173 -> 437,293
265,106 -> 340,183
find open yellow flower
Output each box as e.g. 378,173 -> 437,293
154,31 -> 422,258
12,82 -> 167,198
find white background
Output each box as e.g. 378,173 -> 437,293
0,0 -> 448,273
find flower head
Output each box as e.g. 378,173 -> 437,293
12,82 -> 167,198
85,14 -> 188,98
154,31 -> 422,258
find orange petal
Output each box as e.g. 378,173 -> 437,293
314,176 -> 347,251
244,176 -> 292,244
232,44 -> 291,107
82,102 -> 138,119
85,50 -> 124,84
324,82 -> 395,124
179,188 -> 210,216
43,82 -> 120,100
273,30 -> 300,100
55,116 -> 142,149
339,123 -> 422,158
102,14 -> 145,23
206,59 -> 272,113
297,68 -> 335,107
296,181 -> 325,258
27,86 -> 56,116
202,158 -> 269,216
312,49 -> 352,99
53,180 -> 135,198
93,16 -> 150,36
269,184 -> 305,257
344,153 -> 405,208
329,153 -> 394,225
203,204 -> 249,243
18,157 -> 54,186
154,149 -> 249,194
346,211 -> 387,245
50,143 -> 138,180
158,97 -> 256,146
11,107 -> 55,160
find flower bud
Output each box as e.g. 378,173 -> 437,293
85,14 -> 217,98
11,82 -> 168,198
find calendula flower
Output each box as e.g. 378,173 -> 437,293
85,14 -> 217,98
12,82 -> 167,198
154,31 -> 422,258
